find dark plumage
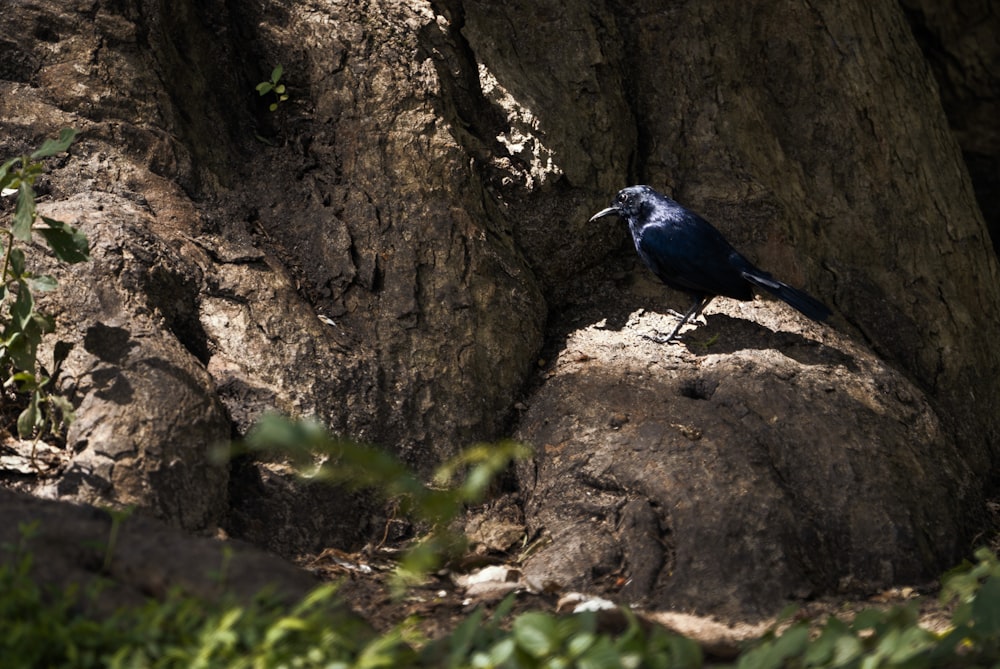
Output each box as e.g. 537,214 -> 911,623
591,185 -> 831,342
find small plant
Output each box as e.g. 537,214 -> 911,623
231,414 -> 531,592
0,540 -> 378,668
6,477 -> 1000,666
0,128 -> 89,441
256,65 -> 289,112
935,546 -> 1000,661
100,505 -> 135,573
419,596 -> 703,669
726,548 -> 1000,669
1,533 -> 702,669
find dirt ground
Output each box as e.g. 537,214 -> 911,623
292,508 -> 967,662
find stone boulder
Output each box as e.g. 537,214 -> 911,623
516,284 -> 971,618
0,487 -> 320,615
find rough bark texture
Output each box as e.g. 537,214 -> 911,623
2,0 -> 999,619
30,193 -> 232,531
901,0 -> 1000,255
3,0 -> 548,551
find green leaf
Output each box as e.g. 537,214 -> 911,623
451,608 -> 485,652
491,592 -> 518,626
256,82 -> 273,95
851,608 -> 885,631
5,332 -> 27,371
488,638 -> 516,666
831,633 -> 863,666
666,635 -> 704,669
245,414 -> 331,462
971,575 -> 1000,639
803,619 -> 846,666
26,275 -> 58,292
39,217 -> 90,263
8,370 -> 38,388
32,311 -> 55,335
769,625 -> 810,665
578,637 -> 619,669
0,156 -> 20,189
513,612 -> 559,658
885,625 -> 936,663
48,394 -> 76,426
275,84 -> 286,95
17,392 -> 41,439
30,128 -> 78,160
566,631 -> 596,658
930,626 -> 971,661
13,181 -> 36,241
269,103 -> 278,112
9,247 -> 27,278
271,64 -> 283,83
11,280 -> 34,329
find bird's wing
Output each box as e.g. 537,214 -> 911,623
636,214 -> 754,300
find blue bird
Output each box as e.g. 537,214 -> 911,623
591,185 -> 831,342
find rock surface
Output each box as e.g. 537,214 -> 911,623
0,487 -> 319,616
516,286 -> 969,617
30,193 -> 231,531
3,0 -> 549,550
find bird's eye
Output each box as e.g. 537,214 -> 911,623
616,192 -> 628,205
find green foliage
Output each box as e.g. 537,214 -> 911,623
101,505 -> 136,573
255,65 -> 289,112
1,128 -> 89,440
0,540 -> 698,669
935,547 -> 1000,663
0,548 -> 380,669
417,595 -> 702,669
727,547 -> 1000,669
6,497 -> 1000,668
231,414 -> 532,592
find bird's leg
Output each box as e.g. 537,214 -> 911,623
663,297 -> 711,324
666,297 -> 706,339
644,297 -> 706,344
692,296 -> 713,323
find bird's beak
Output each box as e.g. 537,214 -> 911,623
589,206 -> 619,222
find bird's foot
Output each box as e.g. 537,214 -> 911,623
664,309 -> 707,325
667,312 -> 708,326
641,331 -> 683,345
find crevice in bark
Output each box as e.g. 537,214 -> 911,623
420,0 -> 509,164
900,2 -> 1000,259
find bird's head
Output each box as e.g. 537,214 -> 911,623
589,185 -> 657,223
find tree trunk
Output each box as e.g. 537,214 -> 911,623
2,0 -> 997,614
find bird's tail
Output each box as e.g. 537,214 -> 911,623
741,270 -> 832,323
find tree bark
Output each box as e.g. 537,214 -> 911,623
2,0 -> 998,612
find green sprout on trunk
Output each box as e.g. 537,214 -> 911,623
1,128 -> 90,441
256,64 -> 289,112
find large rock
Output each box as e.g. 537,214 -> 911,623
516,291 -> 971,618
0,487 -> 320,615
28,193 -> 232,532
577,0 -> 1000,478
230,0 -> 547,466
